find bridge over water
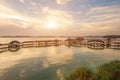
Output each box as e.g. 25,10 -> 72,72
0,38 -> 120,53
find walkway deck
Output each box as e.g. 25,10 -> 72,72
0,38 -> 120,53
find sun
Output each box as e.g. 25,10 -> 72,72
45,20 -> 58,29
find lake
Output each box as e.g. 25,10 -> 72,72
0,38 -> 120,80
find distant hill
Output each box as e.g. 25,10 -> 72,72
103,35 -> 120,38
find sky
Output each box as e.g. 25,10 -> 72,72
0,0 -> 120,36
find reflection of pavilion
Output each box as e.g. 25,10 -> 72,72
8,41 -> 21,52
111,41 -> 120,49
87,40 -> 105,49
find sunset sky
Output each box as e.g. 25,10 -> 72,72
0,0 -> 120,36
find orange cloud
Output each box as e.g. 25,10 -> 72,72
56,0 -> 72,5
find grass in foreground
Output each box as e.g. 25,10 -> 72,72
65,60 -> 120,80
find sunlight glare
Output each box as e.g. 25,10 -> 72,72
45,20 -> 58,29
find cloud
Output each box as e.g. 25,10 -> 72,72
30,1 -> 37,6
19,0 -> 25,3
39,7 -> 74,28
0,4 -> 30,28
0,0 -> 120,36
0,1 -> 42,29
19,0 -> 37,6
85,5 -> 120,23
56,0 -> 71,5
0,0 -> 74,30
67,5 -> 120,36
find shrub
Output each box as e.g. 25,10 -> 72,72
65,60 -> 120,80
94,60 -> 120,80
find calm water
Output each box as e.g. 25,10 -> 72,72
0,38 -> 120,80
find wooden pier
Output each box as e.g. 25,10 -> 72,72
0,38 -> 120,53
0,43 -> 9,53
22,40 -> 62,48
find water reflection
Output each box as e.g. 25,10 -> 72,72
0,41 -> 120,54
0,39 -> 120,80
0,46 -> 120,80
42,47 -> 73,67
56,69 -> 64,80
0,46 -> 75,80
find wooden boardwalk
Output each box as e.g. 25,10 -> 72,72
0,38 -> 120,53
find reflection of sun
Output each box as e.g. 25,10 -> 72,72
45,20 -> 58,29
